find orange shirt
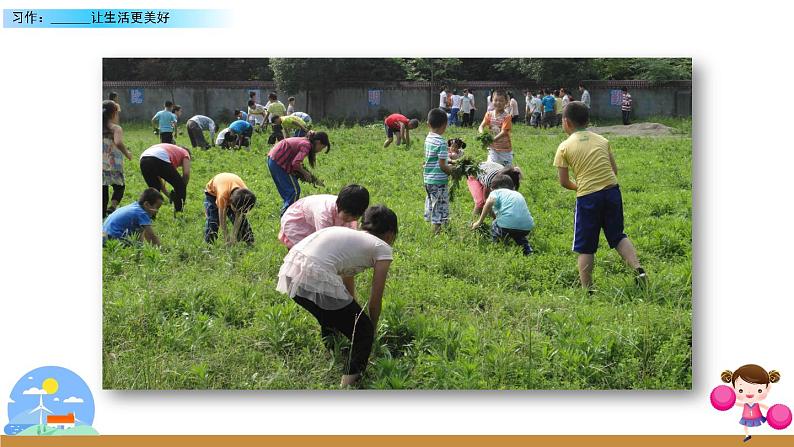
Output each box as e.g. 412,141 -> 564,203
481,111 -> 513,152
205,173 -> 248,212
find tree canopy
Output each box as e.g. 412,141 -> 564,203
104,58 -> 691,84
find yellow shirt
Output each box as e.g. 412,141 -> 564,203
205,173 -> 248,212
553,131 -> 617,197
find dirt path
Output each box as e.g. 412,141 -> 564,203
587,122 -> 678,136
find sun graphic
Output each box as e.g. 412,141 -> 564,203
42,377 -> 59,394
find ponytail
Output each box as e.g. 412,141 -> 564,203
306,132 -> 317,168
723,365 -> 781,385
102,100 -> 118,137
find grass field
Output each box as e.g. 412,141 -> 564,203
103,119 -> 692,390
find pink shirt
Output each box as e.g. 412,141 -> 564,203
279,194 -> 358,248
267,137 -> 312,173
742,403 -> 762,419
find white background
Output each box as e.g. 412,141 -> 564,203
0,0 -> 791,436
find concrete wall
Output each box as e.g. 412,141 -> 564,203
104,82 -> 691,123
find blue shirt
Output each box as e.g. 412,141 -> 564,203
153,110 -> 177,132
237,111 -> 248,122
490,189 -> 534,231
102,202 -> 153,239
542,95 -> 556,113
229,119 -> 253,136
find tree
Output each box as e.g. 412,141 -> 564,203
399,58 -> 463,82
494,58 -> 598,87
591,58 -> 692,81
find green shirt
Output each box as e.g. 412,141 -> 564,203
266,101 -> 287,118
280,115 -> 306,133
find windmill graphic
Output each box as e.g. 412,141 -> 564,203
28,393 -> 52,427
24,377 -> 58,431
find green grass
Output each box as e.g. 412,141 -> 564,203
103,120 -> 692,390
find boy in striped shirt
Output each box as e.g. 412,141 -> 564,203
423,108 -> 456,235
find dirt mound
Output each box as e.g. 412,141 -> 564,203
587,122 -> 676,137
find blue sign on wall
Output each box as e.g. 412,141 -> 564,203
368,89 -> 382,107
130,88 -> 144,104
610,89 -> 622,106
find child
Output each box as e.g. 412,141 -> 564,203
108,91 -> 121,112
102,100 -> 132,217
621,86 -> 633,125
553,101 -> 646,289
449,89 -> 462,126
102,188 -> 163,246
447,138 -> 466,160
216,127 -> 233,148
541,89 -> 556,128
554,90 -> 563,127
423,108 -> 455,235
151,101 -> 178,144
265,92 -> 287,144
291,112 -> 312,136
466,161 -> 522,217
471,175 -> 534,256
276,205 -> 397,387
267,132 -> 331,215
287,96 -> 296,115
279,184 -> 370,249
478,89 -> 514,167
229,119 -> 254,147
186,114 -> 216,150
234,109 -> 248,123
139,143 -> 191,213
271,114 -> 309,140
383,113 -> 420,148
721,365 -> 781,442
247,100 -> 267,130
508,91 -> 520,124
204,173 -> 257,245
531,92 -> 543,128
461,89 -> 473,127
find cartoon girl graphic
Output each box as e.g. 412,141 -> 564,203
721,364 -> 781,442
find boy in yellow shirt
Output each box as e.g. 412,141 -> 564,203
553,101 -> 646,289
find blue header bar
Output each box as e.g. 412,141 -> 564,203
3,9 -> 228,28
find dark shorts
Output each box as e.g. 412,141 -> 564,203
384,122 -> 398,138
159,131 -> 174,144
573,185 -> 627,254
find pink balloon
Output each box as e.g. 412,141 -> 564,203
767,404 -> 792,430
710,385 -> 736,411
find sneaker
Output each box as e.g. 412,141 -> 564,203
743,435 -> 752,443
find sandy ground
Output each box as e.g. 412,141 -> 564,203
587,122 -> 677,136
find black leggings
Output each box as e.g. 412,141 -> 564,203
292,295 -> 374,375
139,156 -> 186,212
102,184 -> 125,217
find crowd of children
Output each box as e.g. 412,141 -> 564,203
102,85 -> 647,387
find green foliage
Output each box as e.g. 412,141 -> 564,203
103,58 -> 273,81
103,121 -> 691,390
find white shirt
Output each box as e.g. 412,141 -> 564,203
509,98 -> 519,116
451,94 -> 463,108
461,95 -> 473,113
277,227 -> 393,310
468,93 -> 475,110
525,95 -> 532,111
439,91 -> 448,108
581,90 -> 591,108
140,145 -> 170,163
530,96 -> 542,113
215,127 -> 231,146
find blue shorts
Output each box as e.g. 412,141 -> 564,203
573,185 -> 627,254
